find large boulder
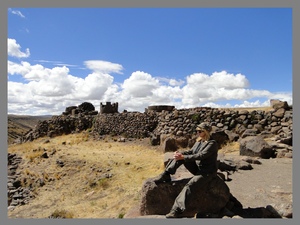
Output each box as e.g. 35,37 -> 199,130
239,136 -> 275,159
270,99 -> 289,110
78,102 -> 95,112
139,175 -> 231,217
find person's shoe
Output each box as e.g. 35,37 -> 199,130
166,208 -> 183,218
152,172 -> 171,183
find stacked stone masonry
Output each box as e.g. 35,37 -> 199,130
22,101 -> 292,157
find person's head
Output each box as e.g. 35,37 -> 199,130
196,122 -> 212,141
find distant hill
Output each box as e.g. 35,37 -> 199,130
7,114 -> 52,144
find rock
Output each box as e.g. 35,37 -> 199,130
239,136 -> 275,159
149,133 -> 160,146
270,99 -> 289,110
241,129 -> 258,138
175,136 -> 189,148
224,130 -> 239,142
217,158 -> 237,172
240,156 -> 262,165
236,161 -> 253,170
273,108 -> 286,118
139,175 -> 231,217
162,137 -> 178,152
7,153 -> 35,208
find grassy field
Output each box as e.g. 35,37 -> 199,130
8,133 -> 167,218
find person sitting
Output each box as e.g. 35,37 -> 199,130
153,122 -> 219,218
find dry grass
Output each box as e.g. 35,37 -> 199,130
8,133 -> 165,218
218,141 -> 240,155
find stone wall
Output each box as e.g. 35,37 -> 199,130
22,101 -> 293,155
93,111 -> 158,138
22,114 -> 95,142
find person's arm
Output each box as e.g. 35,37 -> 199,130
173,142 -> 202,161
183,140 -> 217,162
181,141 -> 200,155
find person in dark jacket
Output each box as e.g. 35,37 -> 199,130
153,122 -> 219,218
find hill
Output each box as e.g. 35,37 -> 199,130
8,115 -> 52,144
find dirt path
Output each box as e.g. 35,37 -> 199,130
225,157 -> 293,210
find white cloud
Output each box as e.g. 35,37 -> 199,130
84,60 -> 124,74
210,71 -> 250,89
121,71 -> 159,98
181,71 -> 267,106
169,78 -> 185,86
8,39 -> 30,58
73,72 -> 114,100
7,56 -> 293,115
10,9 -> 25,18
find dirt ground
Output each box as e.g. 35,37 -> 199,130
225,156 -> 292,208
158,150 -> 293,212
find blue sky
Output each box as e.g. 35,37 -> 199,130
7,8 -> 292,115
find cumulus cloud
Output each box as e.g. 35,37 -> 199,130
7,52 -> 292,115
73,72 -> 114,100
7,60 -> 118,114
9,39 -> 291,115
121,71 -> 159,98
84,60 -> 124,74
8,39 -> 30,58
181,71 -> 255,106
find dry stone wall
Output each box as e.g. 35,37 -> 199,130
93,111 -> 159,138
21,101 -> 292,158
22,115 -> 95,142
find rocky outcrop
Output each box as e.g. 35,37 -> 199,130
140,175 -> 231,218
7,153 -> 35,210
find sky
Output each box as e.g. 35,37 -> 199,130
7,8 -> 292,116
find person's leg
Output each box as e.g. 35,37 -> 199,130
165,159 -> 184,174
153,159 -> 184,183
182,161 -> 199,175
166,173 -> 214,218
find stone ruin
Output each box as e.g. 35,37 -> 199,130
146,105 -> 175,113
21,99 -> 293,159
62,102 -> 98,116
100,102 -> 119,114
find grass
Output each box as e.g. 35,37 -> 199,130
8,133 -> 165,218
219,141 -> 240,155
